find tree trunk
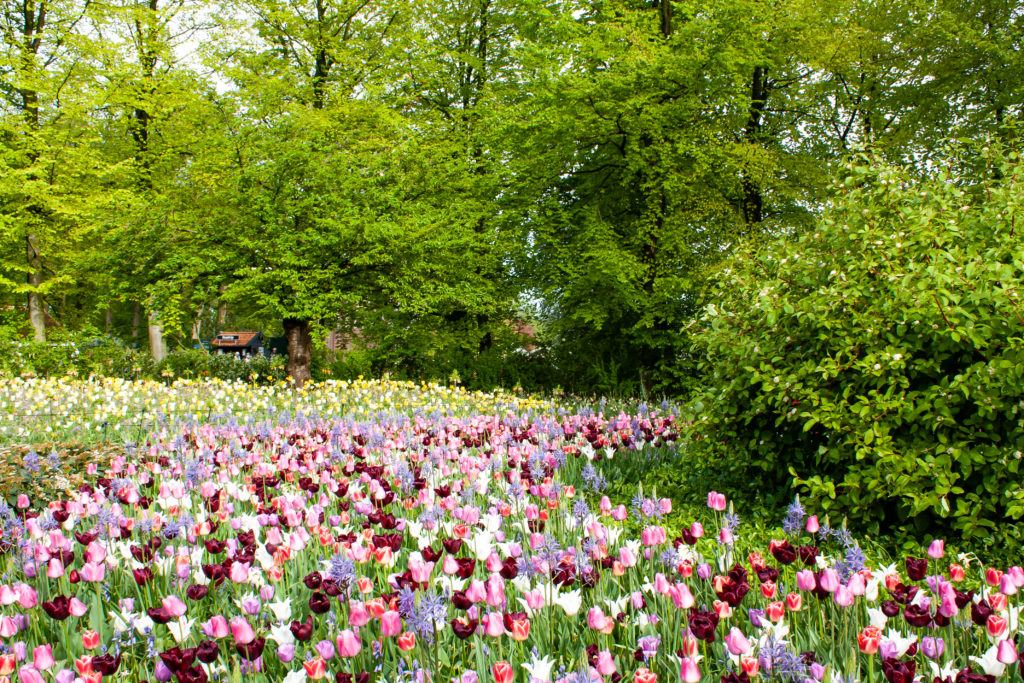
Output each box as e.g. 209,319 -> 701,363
26,233 -> 45,342
132,303 -> 141,339
191,317 -> 202,341
105,306 -> 113,335
284,318 -> 313,388
148,310 -> 165,362
216,284 -> 228,328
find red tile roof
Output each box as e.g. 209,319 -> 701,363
212,331 -> 260,347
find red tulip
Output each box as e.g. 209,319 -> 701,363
492,660 -> 514,683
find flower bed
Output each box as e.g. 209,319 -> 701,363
0,400 -> 1020,683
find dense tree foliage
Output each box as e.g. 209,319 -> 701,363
0,0 -> 1020,390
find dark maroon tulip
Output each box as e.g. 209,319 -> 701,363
309,591 -> 330,614
322,579 -> 342,597
196,640 -> 219,664
235,636 -> 265,660
421,546 -> 441,563
204,539 -> 225,554
178,664 -> 209,683
770,540 -> 797,565
336,675 -> 353,683
881,658 -> 916,683
133,567 -> 153,586
455,558 -> 476,580
451,617 -> 478,639
290,617 -> 314,641
355,673 -> 369,683
721,674 -> 751,683
954,668 -> 995,683
442,538 -> 463,554
186,584 -> 208,600
159,647 -> 195,673
688,609 -> 719,642
971,600 -> 993,627
68,569 -> 80,584
451,591 -> 472,610
904,604 -> 932,628
303,572 -> 323,590
91,653 -> 122,675
147,607 -> 173,624
756,566 -> 779,583
881,600 -> 901,617
798,546 -> 820,566
42,596 -> 71,620
500,557 -> 518,580
905,557 -> 928,581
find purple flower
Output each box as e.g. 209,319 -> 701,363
696,563 -> 712,579
315,639 -> 335,660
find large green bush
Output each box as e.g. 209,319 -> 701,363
687,145 -> 1024,552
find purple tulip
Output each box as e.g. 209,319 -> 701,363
154,660 -> 173,682
315,639 -> 336,660
276,643 -> 295,663
921,637 -> 945,660
696,563 -> 712,580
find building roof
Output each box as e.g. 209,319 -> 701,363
212,331 -> 261,348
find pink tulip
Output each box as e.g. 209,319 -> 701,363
336,629 -> 362,657
17,667 -> 45,683
668,583 -> 694,609
32,645 -> 53,671
833,585 -> 855,608
618,547 -> 637,568
612,505 -> 627,521
599,496 -> 612,514
229,562 -> 250,584
85,541 -> 106,564
819,569 -> 840,593
348,600 -> 370,627
485,575 -> 505,607
725,627 -> 751,655
0,585 -> 17,605
1000,575 -> 1018,596
997,640 -> 1019,665
805,515 -> 819,534
80,562 -> 105,583
466,580 -> 487,604
707,492 -> 727,511
587,607 -> 609,631
14,585 -> 36,609
483,613 -> 504,637
0,617 -> 17,637
680,658 -> 701,683
1007,566 -> 1024,588
69,598 -> 87,618
46,559 -> 63,579
847,573 -> 866,596
595,650 -> 616,676
442,555 -> 459,575
796,570 -> 816,592
229,616 -> 255,644
690,522 -> 704,538
381,611 -> 402,637
162,595 -> 187,618
203,615 -> 230,639
927,539 -> 945,559
523,588 -> 545,610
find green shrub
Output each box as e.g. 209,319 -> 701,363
155,349 -> 286,384
0,329 -> 152,379
686,144 -> 1024,555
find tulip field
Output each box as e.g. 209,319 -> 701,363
0,379 -> 1021,683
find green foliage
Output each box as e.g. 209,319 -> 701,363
688,143 -> 1024,554
154,351 -> 286,384
0,330 -> 151,379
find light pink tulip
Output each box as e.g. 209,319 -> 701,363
380,610 -> 402,637
229,616 -> 255,644
596,650 -> 616,676
725,627 -> 751,655
31,645 -> 52,671
203,615 -> 230,639
336,629 -> 362,657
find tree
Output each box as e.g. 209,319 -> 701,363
0,0 -> 99,340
